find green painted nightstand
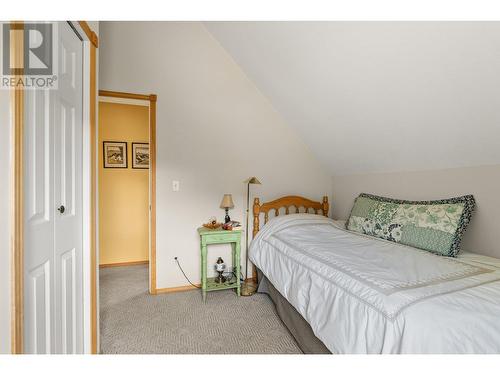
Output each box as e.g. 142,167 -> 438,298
197,227 -> 242,302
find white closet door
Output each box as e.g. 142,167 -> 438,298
24,22 -> 84,354
24,86 -> 56,354
53,21 -> 83,354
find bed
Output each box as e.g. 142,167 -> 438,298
248,195 -> 500,354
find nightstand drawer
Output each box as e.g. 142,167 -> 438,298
200,231 -> 242,245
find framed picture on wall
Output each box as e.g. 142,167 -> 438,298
103,141 -> 128,168
132,143 -> 150,169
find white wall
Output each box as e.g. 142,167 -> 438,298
0,89 -> 11,354
203,22 -> 500,260
332,164 -> 500,258
98,22 -> 332,288
205,22 -> 500,175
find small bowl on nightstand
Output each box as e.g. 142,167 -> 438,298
202,222 -> 222,230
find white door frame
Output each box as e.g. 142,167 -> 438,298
74,20 -> 97,355
10,21 -> 99,354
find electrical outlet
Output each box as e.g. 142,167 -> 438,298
172,180 -> 180,192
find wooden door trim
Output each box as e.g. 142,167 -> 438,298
98,90 -> 158,295
99,90 -> 152,101
78,21 -> 99,48
10,21 -> 24,354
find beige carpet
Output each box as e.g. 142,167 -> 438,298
99,264 -> 302,354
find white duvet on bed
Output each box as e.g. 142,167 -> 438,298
249,214 -> 500,354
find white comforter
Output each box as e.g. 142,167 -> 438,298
249,214 -> 500,354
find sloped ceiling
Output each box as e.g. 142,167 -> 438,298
205,22 -> 500,175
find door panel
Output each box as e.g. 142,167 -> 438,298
24,74 -> 55,356
58,102 -> 77,216
24,21 -> 83,354
26,261 -> 51,354
61,248 -> 76,353
54,21 -> 83,354
26,90 -> 51,223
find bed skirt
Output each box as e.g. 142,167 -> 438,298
256,268 -> 331,354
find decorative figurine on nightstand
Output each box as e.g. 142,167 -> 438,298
214,257 -> 226,284
220,194 -> 234,223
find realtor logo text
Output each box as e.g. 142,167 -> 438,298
1,22 -> 58,89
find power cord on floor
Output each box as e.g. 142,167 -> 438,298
174,257 -> 201,289
175,257 -> 243,287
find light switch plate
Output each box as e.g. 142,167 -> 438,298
172,180 -> 180,192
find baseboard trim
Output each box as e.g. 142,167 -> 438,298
154,279 -> 253,295
154,283 -> 201,295
99,260 -> 149,268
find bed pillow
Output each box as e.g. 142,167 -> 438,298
346,193 -> 475,257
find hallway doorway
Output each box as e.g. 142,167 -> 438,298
98,100 -> 150,267
97,91 -> 157,337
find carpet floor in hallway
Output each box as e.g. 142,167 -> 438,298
99,264 -> 302,354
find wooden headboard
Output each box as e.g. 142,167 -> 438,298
251,195 -> 329,281
252,195 -> 329,237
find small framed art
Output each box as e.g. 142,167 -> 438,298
103,141 -> 128,168
132,142 -> 150,169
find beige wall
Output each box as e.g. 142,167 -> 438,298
98,101 -> 149,265
332,164 -> 500,258
99,22 -> 332,288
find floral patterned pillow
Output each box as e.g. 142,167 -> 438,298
346,193 -> 476,257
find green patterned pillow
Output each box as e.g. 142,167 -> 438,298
346,193 -> 475,257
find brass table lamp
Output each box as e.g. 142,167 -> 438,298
241,177 -> 261,296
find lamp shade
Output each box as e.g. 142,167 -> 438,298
243,176 -> 261,185
220,194 -> 234,209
